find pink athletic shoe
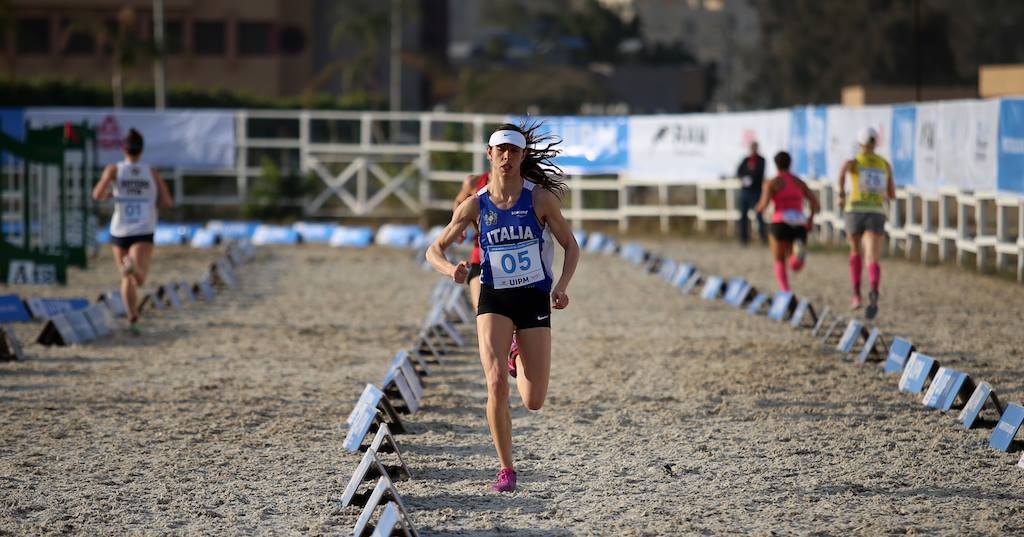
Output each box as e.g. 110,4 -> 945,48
788,255 -> 805,272
507,335 -> 519,378
491,468 -> 517,493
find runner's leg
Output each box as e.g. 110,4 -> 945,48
769,235 -> 791,292
847,231 -> 864,308
511,326 -> 551,411
477,313 -> 516,470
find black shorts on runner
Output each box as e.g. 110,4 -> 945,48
477,284 -> 551,329
110,233 -> 154,249
466,263 -> 482,284
769,223 -> 807,243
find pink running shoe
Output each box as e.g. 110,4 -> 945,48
788,255 -> 805,272
507,334 -> 519,378
491,468 -> 517,493
850,294 -> 862,310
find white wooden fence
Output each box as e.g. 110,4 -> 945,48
162,110 -> 1023,282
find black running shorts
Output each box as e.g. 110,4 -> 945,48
467,263 -> 482,284
477,284 -> 551,329
769,223 -> 807,243
110,233 -> 154,249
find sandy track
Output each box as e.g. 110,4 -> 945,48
1,242 -> 1022,536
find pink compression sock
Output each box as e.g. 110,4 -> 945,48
868,262 -> 881,294
773,261 -> 790,292
849,254 -> 863,296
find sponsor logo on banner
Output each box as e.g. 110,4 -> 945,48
25,108 -> 235,168
998,98 -> 1024,194
651,122 -> 708,153
891,107 -> 916,186
530,116 -> 628,174
97,115 -> 123,150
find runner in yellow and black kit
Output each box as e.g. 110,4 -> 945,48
837,127 -> 894,320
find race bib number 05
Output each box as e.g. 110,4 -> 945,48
488,239 -> 544,289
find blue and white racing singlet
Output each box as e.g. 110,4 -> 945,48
110,160 -> 158,237
478,181 -> 554,293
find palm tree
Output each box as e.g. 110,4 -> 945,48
56,6 -> 156,108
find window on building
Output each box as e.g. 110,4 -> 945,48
16,18 -> 50,55
278,26 -> 306,55
164,20 -> 184,54
62,19 -> 97,55
238,22 -> 272,55
194,20 -> 225,55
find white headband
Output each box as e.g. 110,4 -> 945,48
488,130 -> 527,148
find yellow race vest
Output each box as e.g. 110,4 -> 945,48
845,153 -> 889,213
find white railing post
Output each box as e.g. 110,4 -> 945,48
235,110 -> 248,204
618,178 -> 628,233
419,114 -> 432,220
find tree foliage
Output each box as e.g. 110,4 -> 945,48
746,0 -> 1024,106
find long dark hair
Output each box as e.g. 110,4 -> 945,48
492,121 -> 567,199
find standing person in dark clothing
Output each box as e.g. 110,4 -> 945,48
735,142 -> 767,245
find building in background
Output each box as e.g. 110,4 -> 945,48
1,0 -> 315,99
597,0 -> 759,110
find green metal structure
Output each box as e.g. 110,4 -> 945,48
0,123 -> 96,285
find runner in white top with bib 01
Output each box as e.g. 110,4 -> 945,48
92,128 -> 174,335
427,123 -> 580,493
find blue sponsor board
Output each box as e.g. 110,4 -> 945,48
330,226 -> 374,248
252,225 -> 299,245
997,98 -> 1024,194
154,223 -> 200,246
0,294 -> 31,323
206,220 -> 259,240
531,116 -> 628,175
884,337 -> 915,374
898,352 -> 937,394
792,106 -> 829,179
190,228 -> 218,248
25,297 -> 90,320
891,106 -> 916,186
293,222 -> 337,243
0,108 -> 25,141
767,291 -> 794,321
989,403 -> 1024,452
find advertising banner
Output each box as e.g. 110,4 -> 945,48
997,98 -> 1024,194
890,106 -> 916,187
628,109 -> 790,183
530,116 -> 628,175
25,108 -> 235,168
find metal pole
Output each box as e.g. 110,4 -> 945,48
390,0 -> 402,141
913,0 -> 921,102
153,0 -> 167,109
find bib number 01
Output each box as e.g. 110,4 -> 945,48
488,239 -> 544,289
121,201 -> 145,224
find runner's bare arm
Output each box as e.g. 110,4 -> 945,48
153,168 -> 174,209
427,196 -> 479,283
837,160 -> 851,204
452,174 -> 480,241
92,165 -> 117,201
797,178 -> 821,214
535,189 -> 579,310
453,174 -> 478,210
